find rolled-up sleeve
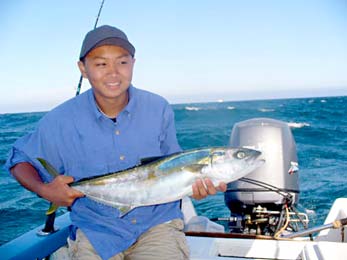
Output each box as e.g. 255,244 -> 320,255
4,115 -> 63,183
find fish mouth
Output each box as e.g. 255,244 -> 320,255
254,158 -> 266,168
246,149 -> 265,168
252,149 -> 262,158
244,148 -> 261,160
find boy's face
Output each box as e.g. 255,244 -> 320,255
78,45 -> 135,104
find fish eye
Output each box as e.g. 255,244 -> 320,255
235,151 -> 246,159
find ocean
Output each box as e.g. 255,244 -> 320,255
0,95 -> 346,245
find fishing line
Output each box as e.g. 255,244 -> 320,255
75,0 -> 106,96
227,177 -> 310,236
235,177 -> 294,203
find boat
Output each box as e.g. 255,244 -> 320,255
184,197 -> 347,260
1,118 -> 346,260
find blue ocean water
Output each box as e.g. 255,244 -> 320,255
0,96 -> 346,245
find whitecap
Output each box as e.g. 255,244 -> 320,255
288,122 -> 310,128
0,192 -> 38,209
258,108 -> 275,112
227,106 -> 236,110
0,178 -> 17,185
185,106 -> 201,111
305,209 -> 316,217
320,99 -> 327,103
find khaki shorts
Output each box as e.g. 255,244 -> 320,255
68,219 -> 190,260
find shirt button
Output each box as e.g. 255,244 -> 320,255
119,155 -> 125,161
115,130 -> 120,135
131,218 -> 137,224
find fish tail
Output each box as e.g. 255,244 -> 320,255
37,158 -> 60,215
46,203 -> 59,215
37,158 -> 60,177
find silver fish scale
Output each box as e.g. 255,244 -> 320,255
39,147 -> 263,217
70,147 -> 263,216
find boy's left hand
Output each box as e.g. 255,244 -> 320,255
191,178 -> 227,200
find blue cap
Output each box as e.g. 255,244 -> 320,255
79,25 -> 135,60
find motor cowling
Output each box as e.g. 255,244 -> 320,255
224,118 -> 300,234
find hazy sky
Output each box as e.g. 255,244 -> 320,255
1,0 -> 346,113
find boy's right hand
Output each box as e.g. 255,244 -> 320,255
42,175 -> 85,207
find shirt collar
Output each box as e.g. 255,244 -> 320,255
88,85 -> 137,120
124,85 -> 137,115
87,89 -> 103,120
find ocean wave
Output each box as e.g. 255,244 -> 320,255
0,177 -> 16,185
1,96 -> 345,245
287,122 -> 310,128
305,209 -> 316,215
258,108 -> 275,112
185,106 -> 201,111
0,190 -> 49,211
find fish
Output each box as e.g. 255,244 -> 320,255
38,147 -> 264,217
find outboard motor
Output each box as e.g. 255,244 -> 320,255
224,118 -> 307,236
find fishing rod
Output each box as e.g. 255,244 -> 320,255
280,217 -> 347,240
75,0 -> 106,96
37,1 -> 107,238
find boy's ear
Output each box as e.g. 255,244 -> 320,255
77,61 -> 88,78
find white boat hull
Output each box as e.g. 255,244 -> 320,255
1,198 -> 346,260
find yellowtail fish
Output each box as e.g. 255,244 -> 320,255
38,147 -> 264,217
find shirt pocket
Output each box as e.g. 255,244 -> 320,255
64,143 -> 116,180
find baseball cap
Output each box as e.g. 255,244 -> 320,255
79,25 -> 135,60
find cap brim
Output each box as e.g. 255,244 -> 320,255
80,37 -> 135,60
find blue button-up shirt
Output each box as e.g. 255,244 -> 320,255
5,86 -> 183,260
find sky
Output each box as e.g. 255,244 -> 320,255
1,0 -> 346,113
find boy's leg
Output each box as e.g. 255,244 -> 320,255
125,219 -> 190,260
68,229 -> 124,260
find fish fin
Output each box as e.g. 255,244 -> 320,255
140,156 -> 166,165
118,206 -> 134,217
183,164 -> 206,173
36,159 -> 61,215
37,158 -> 60,177
139,152 -> 181,165
46,203 -> 59,215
